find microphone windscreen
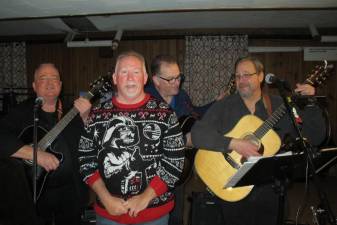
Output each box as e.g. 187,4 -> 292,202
35,97 -> 44,105
265,73 -> 275,84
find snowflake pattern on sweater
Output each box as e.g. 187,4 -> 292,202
78,95 -> 185,208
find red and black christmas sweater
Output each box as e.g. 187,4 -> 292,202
78,94 -> 185,224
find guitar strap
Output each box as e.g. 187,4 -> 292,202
262,91 -> 272,117
56,98 -> 63,121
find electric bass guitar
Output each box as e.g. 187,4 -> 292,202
194,61 -> 332,202
19,76 -> 112,200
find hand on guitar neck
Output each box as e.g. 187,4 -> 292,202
294,83 -> 315,96
74,97 -> 92,122
12,145 -> 60,171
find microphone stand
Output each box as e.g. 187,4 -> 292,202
275,81 -> 337,225
33,103 -> 39,204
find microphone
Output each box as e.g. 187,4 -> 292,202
265,73 -> 283,85
34,97 -> 44,107
265,73 -> 292,91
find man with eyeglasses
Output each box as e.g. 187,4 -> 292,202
146,55 -> 221,139
146,55 -> 194,225
146,55 -> 193,120
191,56 -> 326,225
145,54 -> 224,225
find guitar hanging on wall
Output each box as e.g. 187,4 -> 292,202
194,61 -> 332,202
18,76 -> 112,200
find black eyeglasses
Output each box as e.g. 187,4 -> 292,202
158,73 -> 185,84
234,72 -> 257,80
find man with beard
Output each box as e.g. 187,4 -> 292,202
191,56 -> 326,225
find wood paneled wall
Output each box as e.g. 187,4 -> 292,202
26,40 -> 185,97
26,39 -> 337,145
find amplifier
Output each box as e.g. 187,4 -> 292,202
189,192 -> 224,225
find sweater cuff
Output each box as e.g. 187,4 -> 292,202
149,175 -> 168,196
2,140 -> 25,159
224,137 -> 231,152
86,170 -> 101,186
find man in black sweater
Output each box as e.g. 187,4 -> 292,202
0,63 -> 91,225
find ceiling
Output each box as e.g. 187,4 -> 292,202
0,0 -> 337,42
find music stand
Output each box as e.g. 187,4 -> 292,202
225,152 -> 304,188
224,152 -> 305,225
225,148 -> 337,225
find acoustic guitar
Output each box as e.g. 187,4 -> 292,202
177,75 -> 237,185
19,76 -> 111,200
194,61 -> 332,202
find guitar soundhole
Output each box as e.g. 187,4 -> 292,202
258,144 -> 265,155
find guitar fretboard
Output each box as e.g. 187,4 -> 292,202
254,104 -> 287,139
38,91 -> 93,150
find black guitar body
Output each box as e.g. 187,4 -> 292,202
18,125 -> 63,199
177,115 -> 197,185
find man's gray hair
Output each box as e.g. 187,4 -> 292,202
235,56 -> 264,74
115,51 -> 147,75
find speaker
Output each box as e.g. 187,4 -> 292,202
189,192 -> 224,225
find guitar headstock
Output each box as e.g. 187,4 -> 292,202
217,74 -> 236,99
305,60 -> 333,88
227,74 -> 236,95
85,76 -> 113,100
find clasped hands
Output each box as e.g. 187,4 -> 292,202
104,192 -> 153,217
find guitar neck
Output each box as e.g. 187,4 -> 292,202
38,107 -> 79,150
254,104 -> 286,139
38,91 -> 94,150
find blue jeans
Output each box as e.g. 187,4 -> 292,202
96,214 -> 169,225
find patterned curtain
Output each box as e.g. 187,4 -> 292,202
183,35 -> 248,106
0,42 -> 27,113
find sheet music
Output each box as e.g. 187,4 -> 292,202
224,160 -> 255,188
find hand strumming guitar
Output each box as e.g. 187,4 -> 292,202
228,138 -> 261,159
